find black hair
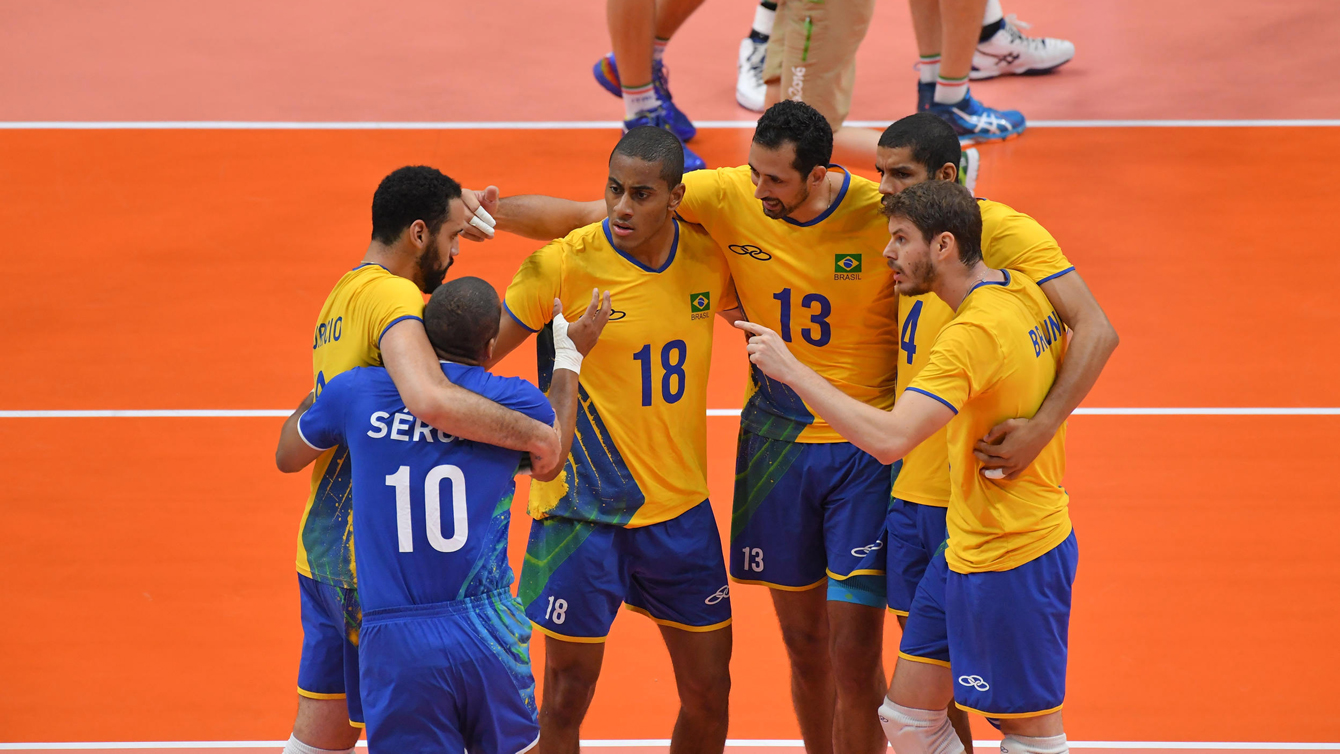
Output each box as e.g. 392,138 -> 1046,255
610,126 -> 685,188
878,113 -> 962,179
371,166 -> 462,245
882,180 -> 983,266
423,276 -> 501,363
753,100 -> 833,177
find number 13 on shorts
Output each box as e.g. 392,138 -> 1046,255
741,547 -> 764,572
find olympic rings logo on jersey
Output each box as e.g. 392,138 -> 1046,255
607,310 -> 628,321
704,585 -> 730,605
729,244 -> 772,261
958,675 -> 990,691
850,540 -> 885,558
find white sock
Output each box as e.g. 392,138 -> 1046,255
919,54 -> 941,84
622,82 -> 660,120
1002,734 -> 1069,754
878,699 -> 966,754
982,0 -> 1004,26
653,37 -> 669,64
281,734 -> 356,754
751,1 -> 776,38
934,75 -> 969,105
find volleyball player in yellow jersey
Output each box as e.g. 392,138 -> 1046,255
474,101 -> 898,754
282,167 -> 563,754
740,180 -> 1082,754
490,128 -> 735,754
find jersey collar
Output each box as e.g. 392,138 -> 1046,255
965,269 -> 1011,299
783,164 -> 851,227
602,217 -> 679,274
352,261 -> 390,272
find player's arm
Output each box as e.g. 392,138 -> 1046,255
531,292 -> 613,481
275,391 -> 322,473
381,319 -> 562,470
461,186 -> 605,242
486,306 -> 538,369
736,321 -> 953,464
974,271 -> 1119,478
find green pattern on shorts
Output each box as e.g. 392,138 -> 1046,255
518,516 -> 596,609
731,432 -> 804,540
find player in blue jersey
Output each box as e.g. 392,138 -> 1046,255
276,276 -> 612,753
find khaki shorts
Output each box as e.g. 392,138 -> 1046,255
763,0 -> 877,130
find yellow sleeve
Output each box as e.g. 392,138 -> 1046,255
721,276 -> 740,311
905,322 -> 1000,413
503,239 -> 565,333
982,205 -> 1074,285
364,275 -> 427,352
677,168 -> 726,227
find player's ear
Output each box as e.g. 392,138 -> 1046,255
667,182 -> 686,213
936,161 -> 959,183
483,336 -> 498,364
407,219 -> 429,250
808,163 -> 828,188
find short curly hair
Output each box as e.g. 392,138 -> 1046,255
371,166 -> 462,245
753,100 -> 834,177
882,180 -> 983,266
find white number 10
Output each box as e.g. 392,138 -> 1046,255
385,464 -> 468,553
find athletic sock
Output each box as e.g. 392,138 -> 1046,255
982,0 -> 1004,26
934,74 -> 970,105
281,734 -> 356,754
653,37 -> 669,64
750,0 -> 778,42
919,54 -> 941,84
622,82 -> 660,120
1002,734 -> 1069,754
979,17 -> 1004,42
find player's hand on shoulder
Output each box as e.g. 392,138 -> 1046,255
561,288 -> 613,357
736,320 -> 800,384
461,186 -> 499,242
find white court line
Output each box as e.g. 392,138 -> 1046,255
4,742 -> 1340,751
1,408 -> 1338,419
0,119 -> 1338,130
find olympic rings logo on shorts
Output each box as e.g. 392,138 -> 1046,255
958,675 -> 990,691
704,585 -> 730,605
729,244 -> 772,261
850,540 -> 885,558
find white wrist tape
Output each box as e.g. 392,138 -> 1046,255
551,310 -> 583,375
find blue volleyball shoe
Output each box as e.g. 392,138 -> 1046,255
624,107 -> 706,172
927,91 -> 1026,144
593,53 -> 697,142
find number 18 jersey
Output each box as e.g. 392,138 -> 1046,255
504,218 -> 736,527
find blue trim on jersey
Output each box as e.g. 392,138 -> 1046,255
504,301 -> 540,333
377,315 -> 423,347
352,261 -> 391,272
1036,266 -> 1076,285
602,218 -> 679,273
783,165 -> 851,227
965,269 -> 1011,299
905,387 -> 958,415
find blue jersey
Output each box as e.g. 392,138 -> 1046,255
298,361 -> 556,614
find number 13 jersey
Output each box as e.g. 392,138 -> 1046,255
504,218 -> 736,528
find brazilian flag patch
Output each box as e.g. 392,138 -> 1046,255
690,291 -> 711,313
835,253 -> 862,273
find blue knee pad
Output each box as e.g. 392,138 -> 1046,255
827,574 -> 885,608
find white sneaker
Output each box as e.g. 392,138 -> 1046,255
736,37 -> 767,111
970,14 -> 1075,80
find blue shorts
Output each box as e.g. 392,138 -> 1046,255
519,500 -> 731,641
731,430 -> 891,592
359,590 -> 539,754
296,573 -> 363,726
900,530 -> 1079,718
884,498 -> 949,615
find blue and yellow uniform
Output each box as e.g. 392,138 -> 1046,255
505,218 -> 736,641
678,165 -> 897,602
297,261 -> 424,724
298,361 -> 553,752
896,270 -> 1078,719
886,200 -> 1074,615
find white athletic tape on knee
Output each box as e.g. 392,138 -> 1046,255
1001,734 -> 1068,754
878,699 -> 966,754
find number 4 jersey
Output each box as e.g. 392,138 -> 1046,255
297,361 -> 556,613
504,218 -> 736,528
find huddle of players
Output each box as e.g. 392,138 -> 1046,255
273,99 -> 1118,754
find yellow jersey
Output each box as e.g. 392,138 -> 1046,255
504,218 -> 736,527
300,262 -> 426,587
679,165 -> 898,443
893,199 -> 1073,507
907,270 -> 1070,573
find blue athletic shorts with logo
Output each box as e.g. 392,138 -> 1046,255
731,430 -> 891,592
899,530 -> 1079,719
359,589 -> 538,753
519,500 -> 731,641
296,573 -> 363,726
885,498 -> 949,615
